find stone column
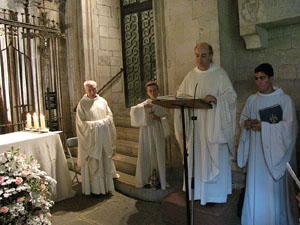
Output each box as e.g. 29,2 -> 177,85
65,0 -> 83,134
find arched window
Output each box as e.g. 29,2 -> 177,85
120,0 -> 156,107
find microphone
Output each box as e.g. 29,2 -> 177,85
191,83 -> 198,225
191,82 -> 198,189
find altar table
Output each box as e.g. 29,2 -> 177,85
0,131 -> 76,202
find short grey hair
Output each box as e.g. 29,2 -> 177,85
84,80 -> 97,88
194,42 -> 213,56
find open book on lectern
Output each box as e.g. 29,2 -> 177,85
157,94 -> 194,100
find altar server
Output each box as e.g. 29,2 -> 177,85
238,63 -> 298,225
76,80 -> 118,195
174,42 -> 236,205
130,81 -> 169,190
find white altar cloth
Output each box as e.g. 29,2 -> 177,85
0,131 -> 75,202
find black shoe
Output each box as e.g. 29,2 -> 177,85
143,184 -> 151,188
90,193 -> 102,197
205,203 -> 216,207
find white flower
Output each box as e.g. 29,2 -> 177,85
4,193 -> 10,198
0,148 -> 56,225
0,155 -> 5,163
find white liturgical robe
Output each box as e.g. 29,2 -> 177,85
76,95 -> 117,195
130,99 -> 169,190
237,87 -> 298,225
174,64 -> 236,204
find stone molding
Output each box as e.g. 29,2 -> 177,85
238,0 -> 300,49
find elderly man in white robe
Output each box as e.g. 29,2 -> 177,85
130,81 -> 169,190
76,80 -> 118,195
174,42 -> 237,205
238,63 -> 298,225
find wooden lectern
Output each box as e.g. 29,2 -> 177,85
152,98 -> 212,225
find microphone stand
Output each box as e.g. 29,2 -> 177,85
191,83 -> 198,225
152,96 -> 212,225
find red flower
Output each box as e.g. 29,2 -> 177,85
0,206 -> 9,213
15,177 -> 23,185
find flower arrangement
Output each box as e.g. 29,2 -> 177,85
0,148 -> 57,225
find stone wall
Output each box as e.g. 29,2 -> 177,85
162,0 -> 300,183
157,0 -> 223,168
65,0 -> 81,137
65,0 -> 224,168
218,0 -> 300,180
3,0 -> 300,185
163,0 -> 221,95
237,0 -> 300,49
65,0 -> 125,135
93,0 -> 125,117
233,23 -> 300,173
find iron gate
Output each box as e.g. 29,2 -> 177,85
120,0 -> 156,107
0,6 -> 64,134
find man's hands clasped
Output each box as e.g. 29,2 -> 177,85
144,104 -> 160,121
244,118 -> 261,131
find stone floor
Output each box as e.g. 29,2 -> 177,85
51,174 -> 241,225
51,183 -> 167,225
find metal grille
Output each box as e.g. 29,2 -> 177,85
141,10 -> 156,84
123,13 -> 141,107
121,0 -> 156,107
122,0 -> 150,6
0,8 -> 64,134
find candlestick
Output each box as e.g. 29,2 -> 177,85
33,113 -> 39,129
26,113 -> 32,129
40,114 -> 46,130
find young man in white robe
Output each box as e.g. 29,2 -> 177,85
237,63 -> 298,225
174,42 -> 237,205
130,81 -> 169,190
76,80 -> 118,195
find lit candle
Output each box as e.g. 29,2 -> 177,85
26,113 -> 31,129
40,114 -> 46,130
33,113 -> 39,129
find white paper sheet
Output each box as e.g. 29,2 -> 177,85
286,162 -> 300,189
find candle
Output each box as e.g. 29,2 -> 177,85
26,113 -> 31,129
33,113 -> 39,129
40,114 -> 46,130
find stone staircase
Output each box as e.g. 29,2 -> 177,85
113,116 -> 175,202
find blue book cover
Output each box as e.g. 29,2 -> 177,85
259,104 -> 283,124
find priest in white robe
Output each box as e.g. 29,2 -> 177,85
174,42 -> 236,205
237,63 -> 298,225
130,81 -> 169,190
76,80 -> 118,195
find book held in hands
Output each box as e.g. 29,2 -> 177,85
259,104 -> 283,124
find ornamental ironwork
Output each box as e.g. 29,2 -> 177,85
0,1 -> 65,134
120,0 -> 156,107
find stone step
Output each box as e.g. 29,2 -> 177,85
112,153 -> 137,176
114,171 -> 175,202
116,139 -> 139,157
114,116 -> 132,128
162,189 -> 241,225
116,127 -> 139,142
